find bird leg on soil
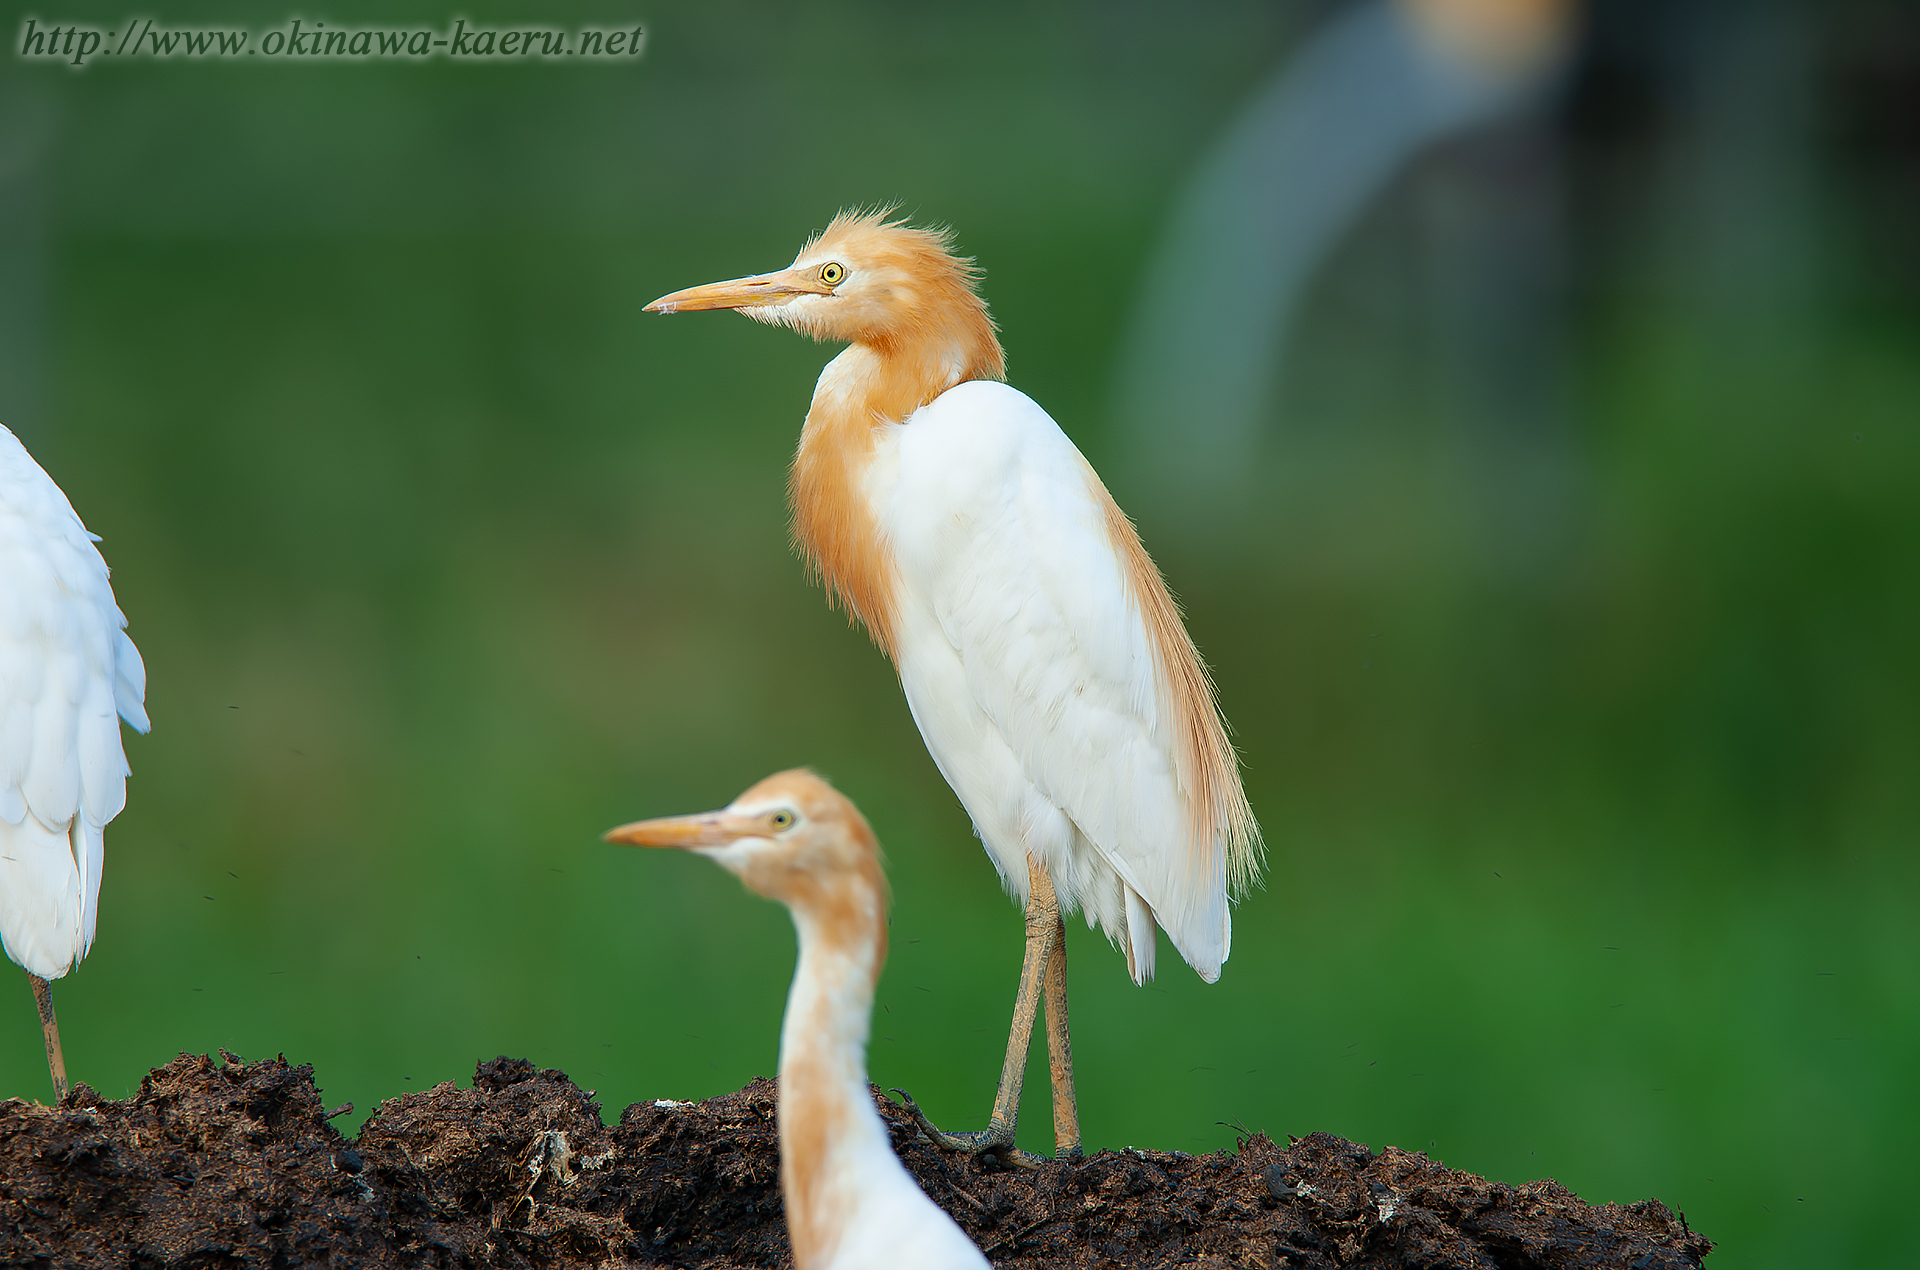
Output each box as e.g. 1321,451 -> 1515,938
27,973 -> 67,1103
898,856 -> 1078,1165
1043,899 -> 1081,1158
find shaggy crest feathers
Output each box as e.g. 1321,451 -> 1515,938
786,208 -> 1005,378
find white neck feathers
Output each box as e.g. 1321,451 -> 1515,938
776,899 -> 894,1268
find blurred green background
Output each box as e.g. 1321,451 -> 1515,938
1,0 -> 1915,1264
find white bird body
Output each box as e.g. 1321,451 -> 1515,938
0,425 -> 147,983
865,375 -> 1225,983
607,771 -> 989,1270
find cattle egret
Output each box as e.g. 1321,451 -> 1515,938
646,212 -> 1261,1160
607,770 -> 990,1270
0,425 -> 148,1100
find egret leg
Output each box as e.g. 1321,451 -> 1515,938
897,856 -> 1074,1166
1043,903 -> 1081,1158
27,973 -> 67,1103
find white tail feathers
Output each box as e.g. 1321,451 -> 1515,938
0,813 -> 85,980
1123,884 -> 1157,986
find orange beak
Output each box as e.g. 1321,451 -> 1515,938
603,811 -> 758,849
644,265 -> 833,314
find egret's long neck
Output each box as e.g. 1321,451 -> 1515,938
790,320 -> 1003,659
776,884 -> 890,1268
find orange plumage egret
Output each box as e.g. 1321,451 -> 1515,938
646,212 -> 1261,1160
608,770 -> 988,1269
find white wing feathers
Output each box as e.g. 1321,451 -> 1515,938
0,426 -> 148,980
881,381 -> 1234,983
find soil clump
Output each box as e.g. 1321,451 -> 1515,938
0,1052 -> 1712,1268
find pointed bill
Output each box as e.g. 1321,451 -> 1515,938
604,811 -> 757,849
644,266 -> 833,313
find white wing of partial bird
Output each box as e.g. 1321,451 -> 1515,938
0,426 -> 148,980
886,381 -> 1228,983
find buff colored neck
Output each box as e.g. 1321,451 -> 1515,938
776,889 -> 889,1269
790,322 -> 1003,658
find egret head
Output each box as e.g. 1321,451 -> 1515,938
645,209 -> 1002,369
605,768 -> 888,918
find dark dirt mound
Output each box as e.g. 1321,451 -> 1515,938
0,1052 -> 1712,1268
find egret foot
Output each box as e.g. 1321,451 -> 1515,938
896,857 -> 1081,1165
27,972 -> 67,1103
892,1088 -> 1043,1167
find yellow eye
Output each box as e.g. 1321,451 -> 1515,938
770,811 -> 796,830
819,262 -> 846,287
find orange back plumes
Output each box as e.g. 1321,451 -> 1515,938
1081,463 -> 1264,897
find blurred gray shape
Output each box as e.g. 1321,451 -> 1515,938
1663,0 -> 1817,349
1114,0 -> 1576,522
